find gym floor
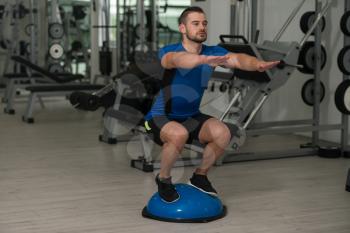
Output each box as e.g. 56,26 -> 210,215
0,97 -> 349,233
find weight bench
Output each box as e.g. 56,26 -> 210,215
99,38 -> 300,172
22,84 -> 104,123
11,56 -> 104,123
2,72 -> 44,114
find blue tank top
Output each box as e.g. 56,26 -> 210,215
144,43 -> 228,121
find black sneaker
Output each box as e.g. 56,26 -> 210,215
188,173 -> 218,196
155,174 -> 180,203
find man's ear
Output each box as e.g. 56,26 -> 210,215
179,23 -> 186,34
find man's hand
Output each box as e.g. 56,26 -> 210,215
200,55 -> 230,67
224,53 -> 281,72
256,60 -> 280,72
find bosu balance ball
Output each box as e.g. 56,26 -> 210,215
142,183 -> 226,223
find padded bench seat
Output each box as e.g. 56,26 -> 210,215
25,84 -> 104,92
4,73 -> 43,78
22,84 -> 104,123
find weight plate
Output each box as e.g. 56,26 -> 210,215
49,23 -> 64,39
300,11 -> 326,34
334,79 -> 350,114
49,43 -> 64,59
337,46 -> 350,75
298,41 -> 327,74
48,64 -> 64,73
134,24 -> 151,39
134,43 -> 149,53
301,78 -> 325,106
340,11 -> 350,36
24,23 -> 33,36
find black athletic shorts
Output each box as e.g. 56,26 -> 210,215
144,113 -> 213,146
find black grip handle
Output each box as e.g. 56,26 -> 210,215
219,35 -> 249,44
69,91 -> 101,111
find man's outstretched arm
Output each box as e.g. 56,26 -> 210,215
161,52 -> 229,69
223,53 -> 280,71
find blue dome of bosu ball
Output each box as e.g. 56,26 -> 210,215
142,183 -> 226,223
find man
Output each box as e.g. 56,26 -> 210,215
144,6 -> 279,203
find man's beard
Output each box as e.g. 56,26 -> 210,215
185,32 -> 207,43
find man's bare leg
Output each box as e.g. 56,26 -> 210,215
197,118 -> 231,174
158,121 -> 188,179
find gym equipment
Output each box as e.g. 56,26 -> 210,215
69,84 -> 116,111
71,40 -> 83,52
49,43 -> 64,59
300,11 -> 326,34
1,0 -> 38,76
2,72 -> 44,114
48,23 -> 64,39
142,184 -> 226,223
346,168 -> 350,192
298,41 -> 327,74
318,146 -> 341,158
73,52 -> 161,114
72,5 -> 86,20
339,2 -> 350,155
99,41 -> 112,76
337,46 -> 350,75
334,79 -> 350,115
11,56 -> 103,123
301,79 -> 325,106
48,63 -> 65,73
219,82 -> 228,92
340,11 -> 350,36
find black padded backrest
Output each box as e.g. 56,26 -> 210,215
11,56 -> 83,83
219,43 -> 270,83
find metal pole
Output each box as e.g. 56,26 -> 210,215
230,3 -> 236,36
219,92 -> 241,121
243,94 -> 268,129
250,0 -> 258,43
273,0 -> 306,42
29,0 -> 38,65
150,0 -> 157,51
341,0 -> 350,153
116,0 -> 121,72
105,0 -> 110,45
312,0 -> 322,146
137,0 -> 145,51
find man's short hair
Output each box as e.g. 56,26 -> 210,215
178,6 -> 205,25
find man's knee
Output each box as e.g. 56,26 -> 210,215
205,120 -> 231,147
215,124 -> 231,145
161,124 -> 189,151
